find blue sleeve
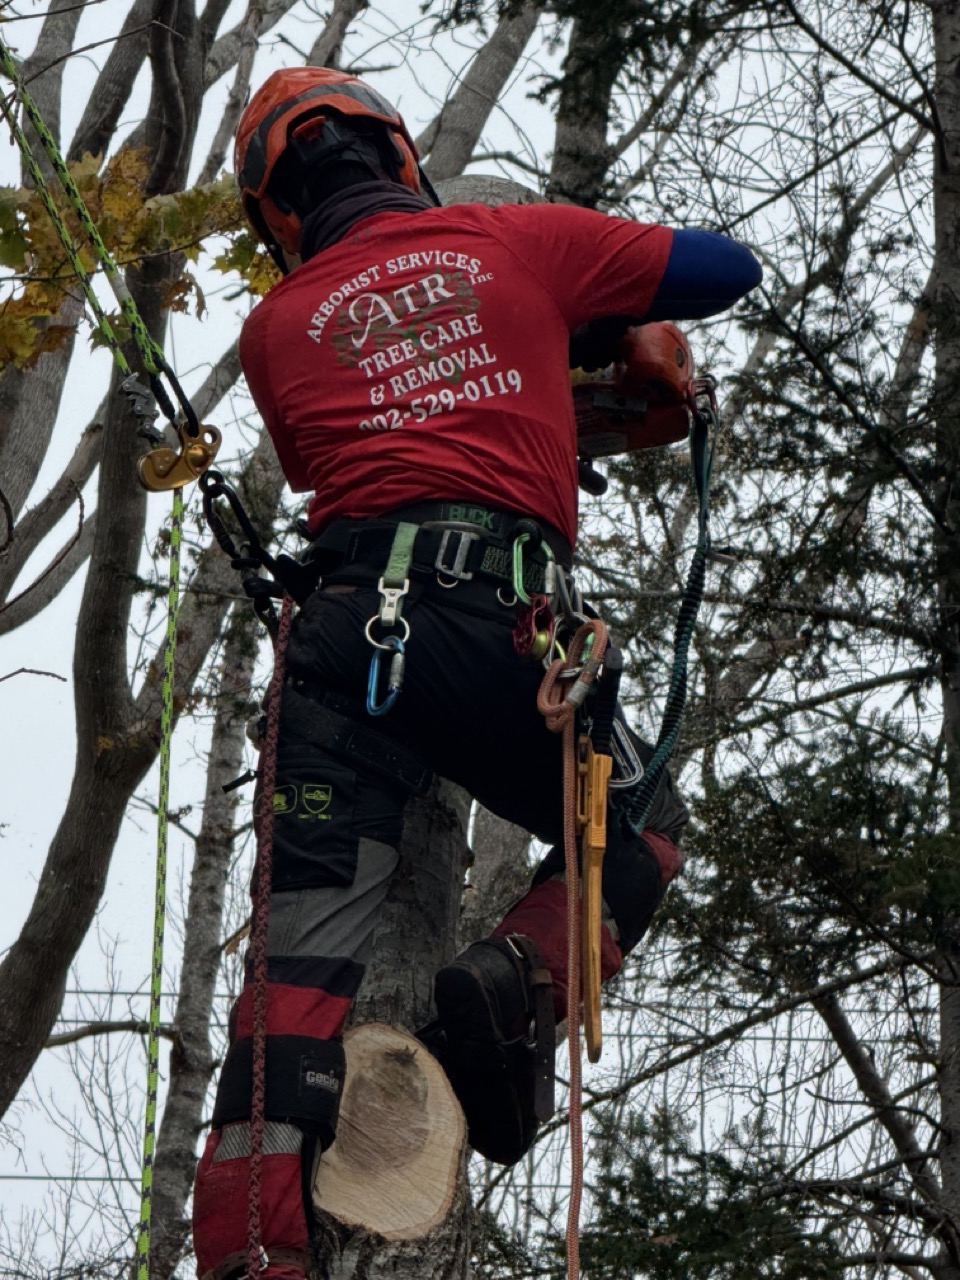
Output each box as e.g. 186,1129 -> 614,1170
644,229 -> 762,321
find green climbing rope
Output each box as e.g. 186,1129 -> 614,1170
135,487 -> 184,1280
1,36 -> 188,1278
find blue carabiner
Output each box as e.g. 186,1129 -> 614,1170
366,634 -> 405,716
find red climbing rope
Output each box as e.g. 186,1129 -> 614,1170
247,595 -> 295,1280
537,619 -> 608,1280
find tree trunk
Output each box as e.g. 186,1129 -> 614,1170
459,806 -> 531,948
311,780 -> 473,1278
421,2 -> 540,183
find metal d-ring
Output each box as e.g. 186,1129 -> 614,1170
364,614 -> 411,648
497,585 -> 518,608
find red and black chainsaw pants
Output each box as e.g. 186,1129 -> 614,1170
193,568 -> 688,1279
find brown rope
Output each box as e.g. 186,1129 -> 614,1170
537,619 -> 608,1280
247,595 -> 295,1280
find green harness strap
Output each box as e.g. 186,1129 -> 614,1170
1,38 -> 189,1280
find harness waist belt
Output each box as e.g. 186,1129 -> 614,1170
304,502 -> 572,591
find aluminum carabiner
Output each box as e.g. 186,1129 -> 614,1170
366,633 -> 406,716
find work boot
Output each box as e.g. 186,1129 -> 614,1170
426,934 -> 555,1165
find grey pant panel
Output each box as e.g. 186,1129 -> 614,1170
266,836 -> 400,966
212,1121 -> 302,1164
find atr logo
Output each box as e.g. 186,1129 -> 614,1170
302,783 -> 332,814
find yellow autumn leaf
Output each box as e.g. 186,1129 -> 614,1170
100,148 -> 151,226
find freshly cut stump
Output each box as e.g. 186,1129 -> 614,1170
312,1022 -> 466,1240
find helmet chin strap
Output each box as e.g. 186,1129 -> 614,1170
418,165 -> 442,208
265,240 -> 292,274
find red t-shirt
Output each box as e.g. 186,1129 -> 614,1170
239,202 -> 672,546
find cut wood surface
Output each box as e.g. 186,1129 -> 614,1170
313,1023 -> 466,1241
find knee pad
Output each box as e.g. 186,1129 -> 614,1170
212,1035 -> 345,1151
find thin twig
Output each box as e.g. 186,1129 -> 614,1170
0,667 -> 68,684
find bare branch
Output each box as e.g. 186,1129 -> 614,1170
0,667 -> 68,684
196,0 -> 263,187
307,0 -> 368,68
0,517 -> 94,636
45,1020 -> 177,1049
777,0 -> 936,138
814,991 -> 951,1231
204,0 -> 302,90
68,0 -> 153,164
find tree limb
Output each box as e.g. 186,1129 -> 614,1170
196,0 -> 263,187
814,990 -> 950,1225
68,0 -> 154,164
45,1020 -> 178,1049
307,0 -> 367,68
422,2 -> 540,183
0,486 -> 89,634
149,602 -> 258,1280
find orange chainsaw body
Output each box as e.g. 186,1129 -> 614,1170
573,321 -> 694,459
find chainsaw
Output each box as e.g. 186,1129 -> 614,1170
571,321 -> 696,493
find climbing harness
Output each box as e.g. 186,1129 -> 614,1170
0,37 -> 223,1280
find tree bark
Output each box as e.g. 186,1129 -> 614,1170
422,2 -> 540,183
310,781 -> 472,1279
547,14 -> 622,206
68,0 -> 154,164
459,806 -> 531,947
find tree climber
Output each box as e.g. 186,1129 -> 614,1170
192,66 -> 762,1280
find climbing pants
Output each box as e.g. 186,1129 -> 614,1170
193,558 -> 688,1279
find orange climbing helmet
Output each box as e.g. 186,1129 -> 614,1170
235,67 -> 424,258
